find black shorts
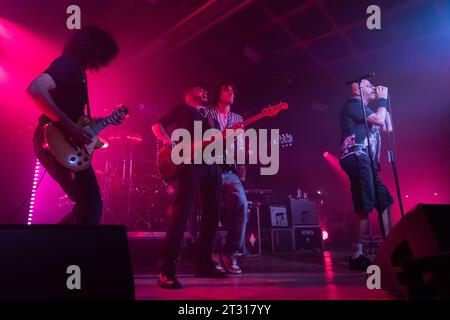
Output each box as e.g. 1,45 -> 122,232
340,152 -> 393,214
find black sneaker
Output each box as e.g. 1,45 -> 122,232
349,255 -> 372,271
157,272 -> 182,289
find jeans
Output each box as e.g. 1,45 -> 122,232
213,171 -> 248,256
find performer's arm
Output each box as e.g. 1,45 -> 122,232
151,105 -> 181,145
26,73 -> 92,146
367,86 -> 388,126
152,123 -> 172,144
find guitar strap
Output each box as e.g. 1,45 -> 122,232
206,115 -> 217,130
81,69 -> 91,118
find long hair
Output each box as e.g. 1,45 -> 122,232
63,26 -> 119,71
210,80 -> 237,106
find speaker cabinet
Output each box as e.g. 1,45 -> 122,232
294,225 -> 323,251
374,204 -> 450,298
0,225 -> 135,300
245,202 -> 262,256
288,199 -> 319,225
261,228 -> 294,254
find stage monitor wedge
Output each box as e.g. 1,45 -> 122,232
374,203 -> 450,299
0,225 -> 135,300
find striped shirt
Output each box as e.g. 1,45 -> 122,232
205,106 -> 245,154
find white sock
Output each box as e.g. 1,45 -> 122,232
352,243 -> 363,259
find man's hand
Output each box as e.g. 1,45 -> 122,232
232,122 -> 245,130
375,86 -> 388,100
163,138 -> 175,149
61,121 -> 92,148
237,165 -> 246,182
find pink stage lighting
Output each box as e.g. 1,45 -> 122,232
322,230 -> 329,241
322,152 -> 348,182
0,65 -> 8,83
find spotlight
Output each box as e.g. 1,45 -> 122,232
323,151 -> 329,157
322,230 -> 329,241
166,184 -> 176,196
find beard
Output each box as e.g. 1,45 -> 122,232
194,95 -> 208,106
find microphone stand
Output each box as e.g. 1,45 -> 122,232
358,82 -> 386,242
385,95 -> 405,219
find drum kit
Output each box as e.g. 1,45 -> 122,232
95,130 -> 174,231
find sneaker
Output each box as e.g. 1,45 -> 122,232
157,272 -> 182,289
221,254 -> 242,274
195,262 -> 228,278
213,262 -> 226,273
349,255 -> 372,271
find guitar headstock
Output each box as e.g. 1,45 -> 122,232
113,105 -> 129,117
108,105 -> 129,122
261,102 -> 288,117
280,133 -> 294,148
271,133 -> 294,148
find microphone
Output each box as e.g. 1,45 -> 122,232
345,73 -> 375,85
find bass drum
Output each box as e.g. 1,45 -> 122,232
130,174 -> 175,231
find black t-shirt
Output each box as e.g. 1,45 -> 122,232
339,97 -> 388,169
157,104 -> 218,139
39,54 -> 88,124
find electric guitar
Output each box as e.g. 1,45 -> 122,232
157,102 -> 289,182
42,105 -> 129,172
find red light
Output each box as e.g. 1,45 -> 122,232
322,230 -> 329,241
323,152 -> 329,157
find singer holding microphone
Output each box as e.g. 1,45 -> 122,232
339,77 -> 394,271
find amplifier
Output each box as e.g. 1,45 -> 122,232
245,201 -> 262,256
288,199 -> 319,225
294,225 -> 323,251
260,205 -> 290,228
261,228 -> 294,254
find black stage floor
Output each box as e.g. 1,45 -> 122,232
132,251 -> 397,300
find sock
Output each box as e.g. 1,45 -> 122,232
352,243 -> 363,259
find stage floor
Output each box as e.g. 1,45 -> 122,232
133,251 -> 397,300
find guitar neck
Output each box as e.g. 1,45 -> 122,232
87,115 -> 116,136
242,112 -> 267,127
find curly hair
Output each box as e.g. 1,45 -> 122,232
210,80 -> 237,106
63,26 -> 119,71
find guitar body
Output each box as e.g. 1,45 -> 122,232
43,116 -> 99,172
157,145 -> 180,182
156,102 -> 289,182
41,105 -> 128,172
